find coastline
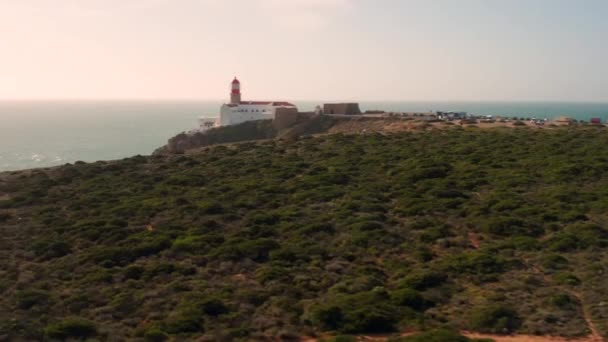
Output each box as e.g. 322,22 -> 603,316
1,120 -> 605,174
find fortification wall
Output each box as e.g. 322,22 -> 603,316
272,107 -> 299,131
323,103 -> 361,115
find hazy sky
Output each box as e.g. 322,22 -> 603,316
1,0 -> 607,101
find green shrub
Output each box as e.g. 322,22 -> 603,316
298,222 -> 335,235
162,307 -> 204,334
131,236 -> 173,258
211,238 -> 279,261
310,291 -> 400,334
541,254 -> 569,270
89,235 -> 172,267
246,212 -> 279,225
44,318 -> 97,340
143,263 -> 177,279
197,297 -> 228,316
341,305 -> 399,334
444,249 -> 507,278
333,335 -> 358,342
419,224 -> 451,243
564,223 -> 608,248
165,173 -> 206,186
400,270 -> 447,290
554,273 -> 581,286
16,289 -> 50,309
30,239 -> 71,260
469,304 -> 521,333
88,246 -> 135,267
124,265 -> 145,280
311,305 -> 343,331
172,236 -> 205,253
545,233 -> 581,252
549,294 -> 574,309
508,236 -> 540,251
255,265 -> 289,284
352,221 -> 384,231
390,288 -> 428,311
197,201 -> 224,214
480,216 -> 541,237
144,328 -> 169,342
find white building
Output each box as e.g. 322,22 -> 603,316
197,77 -> 297,131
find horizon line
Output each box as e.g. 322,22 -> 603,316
1,98 -> 608,104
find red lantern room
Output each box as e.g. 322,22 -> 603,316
230,77 -> 241,104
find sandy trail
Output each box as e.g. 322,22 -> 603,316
302,333 -> 603,342
570,293 -> 604,342
522,260 -> 603,342
463,332 -> 603,342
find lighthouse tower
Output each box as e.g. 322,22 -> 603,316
198,77 -> 297,131
211,77 -> 297,127
230,77 -> 241,104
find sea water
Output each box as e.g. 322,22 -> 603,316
1,100 -> 607,172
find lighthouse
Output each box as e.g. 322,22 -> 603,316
197,77 -> 297,131
230,77 -> 241,104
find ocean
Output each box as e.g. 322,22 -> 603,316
1,100 -> 608,172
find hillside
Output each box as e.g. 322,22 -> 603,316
1,127 -> 608,341
154,114 -> 576,156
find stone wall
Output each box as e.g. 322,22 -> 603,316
272,107 -> 299,131
273,109 -> 319,131
323,103 -> 361,115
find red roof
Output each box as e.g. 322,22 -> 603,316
238,101 -> 295,107
232,77 -> 240,84
241,101 -> 271,105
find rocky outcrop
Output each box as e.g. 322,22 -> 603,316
154,120 -> 277,155
154,114 -> 433,155
155,113 -> 339,155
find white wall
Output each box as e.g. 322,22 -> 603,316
220,104 -> 295,126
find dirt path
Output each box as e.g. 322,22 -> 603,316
524,260 -> 604,342
303,332 -> 603,342
463,332 -> 602,342
301,261 -> 606,342
569,293 -> 604,341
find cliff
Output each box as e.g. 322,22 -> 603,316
154,119 -> 278,155
154,114 -> 434,155
155,113 -> 338,155
154,112 -> 587,156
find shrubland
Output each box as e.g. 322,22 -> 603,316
1,127 -> 607,340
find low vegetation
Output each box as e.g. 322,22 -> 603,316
1,127 -> 607,340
